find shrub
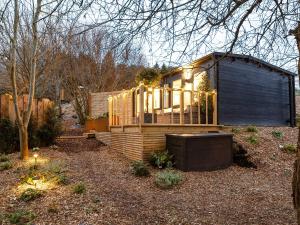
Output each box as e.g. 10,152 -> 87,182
155,170 -> 183,189
0,161 -> 12,171
37,106 -> 62,146
8,210 -> 36,224
0,154 -> 9,162
56,174 -> 69,185
0,118 -> 19,154
44,160 -> 64,174
0,117 -> 40,154
282,144 -> 297,154
231,128 -> 240,134
73,183 -> 86,194
149,151 -> 173,169
247,135 -> 258,144
272,131 -> 283,139
130,161 -> 150,177
19,188 -> 43,202
246,126 -> 257,132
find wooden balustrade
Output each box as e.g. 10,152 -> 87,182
108,84 -> 217,127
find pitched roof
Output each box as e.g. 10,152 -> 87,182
163,52 -> 297,77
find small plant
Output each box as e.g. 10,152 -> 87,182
247,135 -> 258,144
0,161 -> 12,171
155,170 -> 183,189
149,151 -> 173,169
231,128 -> 240,134
32,147 -> 40,152
19,188 -> 43,202
272,131 -> 283,139
73,182 -> 86,194
281,144 -> 297,154
44,160 -> 65,174
130,161 -> 150,177
8,210 -> 36,224
56,173 -> 69,185
246,126 -> 257,133
0,154 -> 9,162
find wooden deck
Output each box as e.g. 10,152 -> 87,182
96,124 -> 222,161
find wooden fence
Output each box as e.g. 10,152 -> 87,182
0,94 -> 53,126
108,83 -> 217,126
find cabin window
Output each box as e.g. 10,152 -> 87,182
153,88 -> 160,109
163,84 -> 170,108
172,79 -> 181,106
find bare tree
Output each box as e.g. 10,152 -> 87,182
0,0 -> 92,160
54,29 -> 145,124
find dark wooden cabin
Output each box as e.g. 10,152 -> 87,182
162,52 -> 297,127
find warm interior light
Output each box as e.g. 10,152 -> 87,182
154,88 -> 160,109
34,153 -> 38,158
184,83 -> 193,91
173,91 -> 180,106
183,67 -> 193,80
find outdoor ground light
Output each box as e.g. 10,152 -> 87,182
34,153 -> 38,166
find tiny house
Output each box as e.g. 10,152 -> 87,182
93,52 -> 296,161
162,52 -> 296,126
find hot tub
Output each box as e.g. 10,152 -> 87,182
166,133 -> 233,171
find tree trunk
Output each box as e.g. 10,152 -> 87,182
19,126 -> 29,160
292,21 -> 300,224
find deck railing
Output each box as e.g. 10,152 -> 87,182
108,83 -> 217,127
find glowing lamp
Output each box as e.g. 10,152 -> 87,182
33,153 -> 38,166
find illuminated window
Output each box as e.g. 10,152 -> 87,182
163,84 -> 170,108
184,92 -> 191,109
172,79 -> 181,106
154,88 -> 160,109
183,67 -> 193,80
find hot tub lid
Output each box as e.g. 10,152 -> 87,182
166,133 -> 233,139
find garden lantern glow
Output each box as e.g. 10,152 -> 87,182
34,153 -> 38,166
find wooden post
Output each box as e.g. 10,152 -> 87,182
171,89 -> 173,124
180,89 -> 184,125
205,92 -> 208,125
112,97 -> 115,126
213,91 -> 217,125
135,89 -> 137,124
161,87 -> 164,116
190,90 -> 193,124
121,94 -> 124,127
152,88 -> 155,124
198,92 -> 201,124
108,98 -> 112,127
139,84 -> 144,125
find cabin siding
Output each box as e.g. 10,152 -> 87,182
217,58 -> 291,126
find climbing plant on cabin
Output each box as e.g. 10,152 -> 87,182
196,72 -> 213,124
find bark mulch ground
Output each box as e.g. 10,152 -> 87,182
0,126 -> 298,225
